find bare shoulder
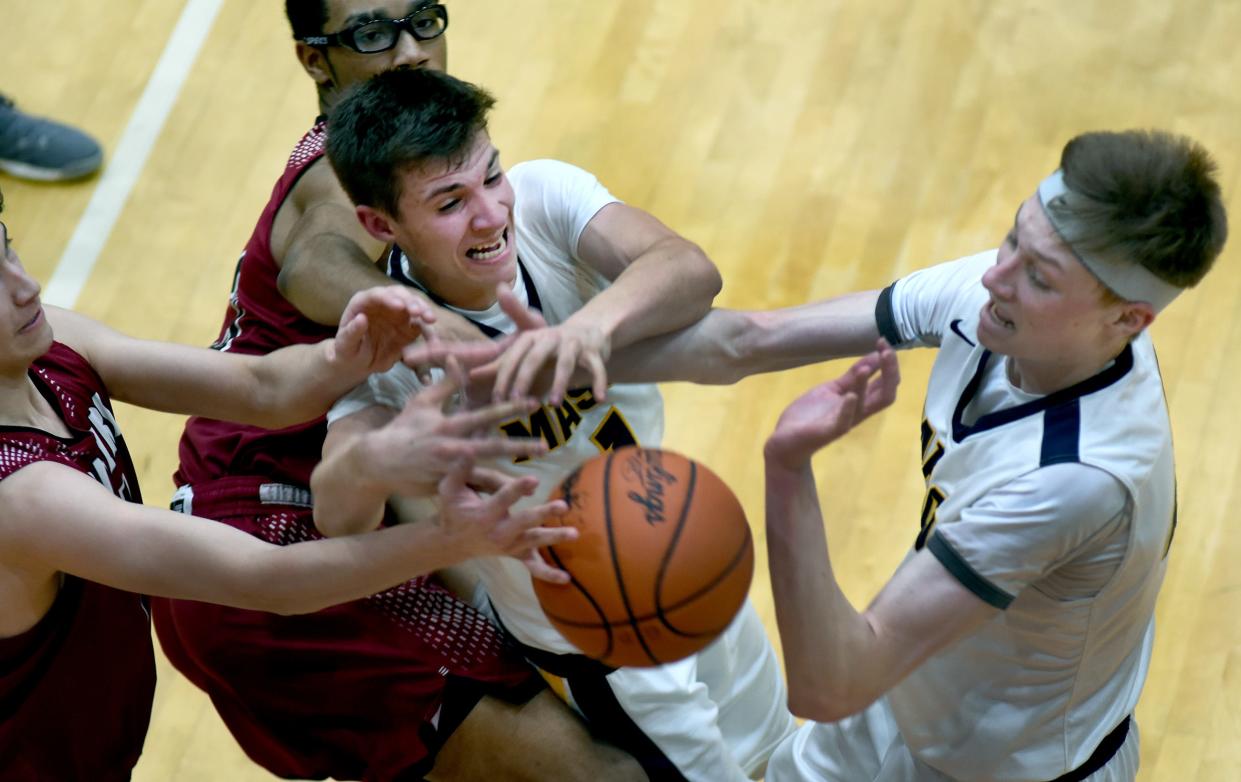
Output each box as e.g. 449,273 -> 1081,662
0,460 -> 88,549
44,306 -> 113,366
285,155 -> 348,213
271,156 -> 380,266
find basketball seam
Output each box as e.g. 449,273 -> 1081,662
654,461 -> 697,637
544,525 -> 753,634
542,540 -> 614,660
605,448 -> 661,666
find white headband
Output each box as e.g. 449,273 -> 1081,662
1037,169 -> 1182,312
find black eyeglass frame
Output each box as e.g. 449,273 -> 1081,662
299,4 -> 448,54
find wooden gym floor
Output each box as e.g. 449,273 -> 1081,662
2,1 -> 1239,778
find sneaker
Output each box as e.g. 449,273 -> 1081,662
0,94 -> 103,181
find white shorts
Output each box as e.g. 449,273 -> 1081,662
766,697 -> 1139,782
536,600 -> 798,782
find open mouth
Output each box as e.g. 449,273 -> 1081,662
988,302 -> 1015,330
465,228 -> 508,261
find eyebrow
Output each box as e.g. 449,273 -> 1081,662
424,150 -> 501,200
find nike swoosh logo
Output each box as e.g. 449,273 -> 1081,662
949,319 -> 976,346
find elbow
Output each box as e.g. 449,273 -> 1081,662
685,240 -> 723,307
787,689 -> 872,724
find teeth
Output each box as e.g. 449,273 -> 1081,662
467,232 -> 507,261
991,303 -> 1014,329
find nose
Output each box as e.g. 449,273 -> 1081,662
3,261 -> 41,306
389,30 -> 432,69
471,193 -> 508,233
982,251 -> 1017,299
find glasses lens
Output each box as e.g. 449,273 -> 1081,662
408,6 -> 447,40
350,21 -> 399,53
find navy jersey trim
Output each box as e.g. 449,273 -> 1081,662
928,533 -> 1014,609
875,284 -> 903,346
1040,400 -> 1081,466
385,248 -> 542,339
951,344 -> 1134,443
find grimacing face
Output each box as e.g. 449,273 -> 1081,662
300,0 -> 448,98
977,194 -> 1129,391
371,131 -> 518,311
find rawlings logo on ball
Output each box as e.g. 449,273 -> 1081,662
621,449 -> 678,525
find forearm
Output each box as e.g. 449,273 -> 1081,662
765,460 -> 884,721
242,340 -> 367,426
309,431 -> 390,536
231,519 -> 462,614
609,292 -> 883,385
278,232 -> 402,325
573,237 -> 722,350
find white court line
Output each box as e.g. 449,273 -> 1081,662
43,0 -> 225,308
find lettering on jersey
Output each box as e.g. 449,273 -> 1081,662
88,393 -> 133,501
620,449 -> 677,526
568,387 -> 598,412
914,486 -> 945,550
590,408 -> 638,454
920,419 -> 945,479
915,418 -> 947,550
211,251 -> 248,352
499,388 -> 638,463
500,408 -> 560,462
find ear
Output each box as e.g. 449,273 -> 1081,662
356,205 -> 398,244
1113,301 -> 1156,338
295,42 -> 334,89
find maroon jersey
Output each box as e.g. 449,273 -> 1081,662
176,120 -> 338,488
0,343 -> 155,781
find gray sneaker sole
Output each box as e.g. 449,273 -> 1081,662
0,150 -> 104,181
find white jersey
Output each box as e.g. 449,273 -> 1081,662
330,159 -> 796,780
883,251 -> 1169,780
330,159 -> 665,652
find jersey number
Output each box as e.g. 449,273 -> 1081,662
915,419 -> 947,550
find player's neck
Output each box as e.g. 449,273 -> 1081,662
0,372 -> 70,436
1005,349 -> 1119,395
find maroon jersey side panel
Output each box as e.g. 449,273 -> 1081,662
0,343 -> 156,781
176,120 -> 337,488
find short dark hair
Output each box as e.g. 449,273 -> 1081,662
1059,129 -> 1227,288
326,68 -> 496,215
286,0 -> 328,40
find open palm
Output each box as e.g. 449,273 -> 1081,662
765,340 -> 900,470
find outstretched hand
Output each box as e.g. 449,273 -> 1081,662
437,461 -> 577,584
331,285 -> 435,376
469,285 -> 609,405
363,360 -> 550,498
764,340 -> 900,471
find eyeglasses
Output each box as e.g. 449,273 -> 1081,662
300,4 -> 448,54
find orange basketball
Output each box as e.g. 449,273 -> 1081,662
532,446 -> 754,667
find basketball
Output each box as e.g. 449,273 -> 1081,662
532,446 -> 754,667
